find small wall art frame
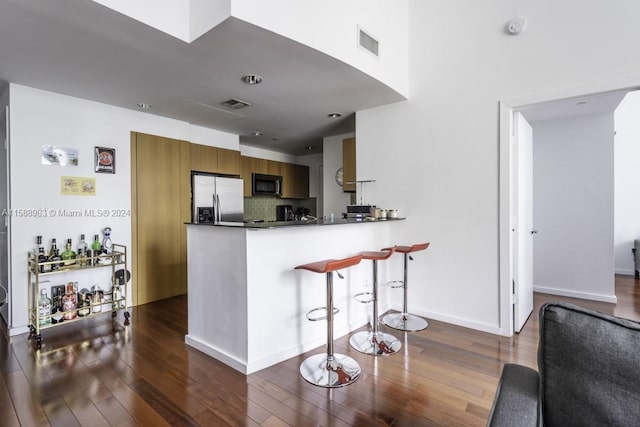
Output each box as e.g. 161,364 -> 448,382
94,146 -> 115,174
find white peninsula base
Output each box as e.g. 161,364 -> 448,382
185,221 -> 404,374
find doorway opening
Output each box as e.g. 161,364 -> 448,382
499,84 -> 640,335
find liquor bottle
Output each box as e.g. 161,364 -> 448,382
48,238 -> 58,267
38,288 -> 52,326
61,238 -> 77,266
50,285 -> 65,324
102,227 -> 112,254
77,234 -> 88,266
77,288 -> 91,317
91,234 -> 102,265
62,282 -> 77,320
91,284 -> 103,313
36,236 -> 47,273
50,249 -> 61,272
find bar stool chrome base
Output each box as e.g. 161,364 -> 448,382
299,353 -> 361,387
383,312 -> 428,332
349,330 -> 401,356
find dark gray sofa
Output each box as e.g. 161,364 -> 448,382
487,302 -> 640,426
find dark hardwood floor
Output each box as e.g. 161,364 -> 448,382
2,275 -> 639,426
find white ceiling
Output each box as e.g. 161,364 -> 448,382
0,0 -> 405,155
520,91 -> 629,124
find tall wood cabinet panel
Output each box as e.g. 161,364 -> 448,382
131,132 -> 189,306
343,137 -> 356,193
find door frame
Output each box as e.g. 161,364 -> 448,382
498,79 -> 640,336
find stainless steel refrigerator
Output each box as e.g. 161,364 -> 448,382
192,173 -> 244,223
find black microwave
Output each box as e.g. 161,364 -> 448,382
252,173 -> 282,196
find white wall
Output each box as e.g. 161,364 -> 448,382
357,0 -> 640,334
614,91 -> 640,275
322,133 -> 354,219
0,84 -> 9,322
91,0 -> 231,43
532,114 -> 615,301
231,0 -> 409,98
7,83 -> 239,334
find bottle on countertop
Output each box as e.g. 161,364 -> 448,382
38,288 -> 51,326
77,234 -> 88,266
61,238 -> 77,266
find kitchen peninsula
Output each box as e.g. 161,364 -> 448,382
185,218 -> 406,374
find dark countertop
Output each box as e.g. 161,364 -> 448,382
187,217 -> 405,229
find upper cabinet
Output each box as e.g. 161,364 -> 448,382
342,137 -> 356,193
191,143 -> 241,176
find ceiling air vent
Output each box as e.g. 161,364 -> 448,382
358,27 -> 379,57
220,98 -> 251,109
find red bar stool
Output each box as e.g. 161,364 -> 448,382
350,247 -> 402,356
382,242 -> 430,332
295,254 -> 363,387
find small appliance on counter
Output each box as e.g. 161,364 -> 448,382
276,205 -> 294,221
346,205 -> 373,220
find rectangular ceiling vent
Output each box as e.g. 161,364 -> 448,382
358,27 -> 379,57
220,98 -> 251,109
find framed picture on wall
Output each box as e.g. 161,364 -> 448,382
94,146 -> 115,174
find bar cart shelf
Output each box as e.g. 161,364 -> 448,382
27,243 -> 130,347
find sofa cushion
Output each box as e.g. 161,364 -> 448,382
487,363 -> 539,427
539,302 -> 640,426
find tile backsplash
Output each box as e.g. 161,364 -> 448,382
244,197 -> 317,221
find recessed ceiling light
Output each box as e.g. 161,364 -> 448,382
272,137 -> 279,141
251,131 -> 263,136
241,74 -> 263,85
305,146 -> 313,150
327,112 -> 342,118
137,102 -> 152,109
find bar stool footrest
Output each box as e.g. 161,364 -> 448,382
306,306 -> 339,322
386,280 -> 404,289
354,291 -> 373,304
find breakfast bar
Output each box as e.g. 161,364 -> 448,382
185,219 -> 405,374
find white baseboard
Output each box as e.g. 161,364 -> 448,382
615,268 -> 636,276
533,286 -> 617,304
384,305 -> 502,336
185,316 -> 370,375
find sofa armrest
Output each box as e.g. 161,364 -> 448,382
487,364 -> 539,427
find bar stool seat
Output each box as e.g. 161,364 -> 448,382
350,248 -> 402,356
296,254 -> 363,387
383,243 -> 430,332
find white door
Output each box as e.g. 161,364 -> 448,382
513,112 -> 534,332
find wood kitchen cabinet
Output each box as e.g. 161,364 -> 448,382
131,132 -> 190,306
190,143 -> 241,175
241,156 -> 253,196
216,147 -> 241,175
241,156 -> 309,198
281,163 -> 309,199
343,137 -> 356,192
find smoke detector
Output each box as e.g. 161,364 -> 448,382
507,18 -> 527,35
